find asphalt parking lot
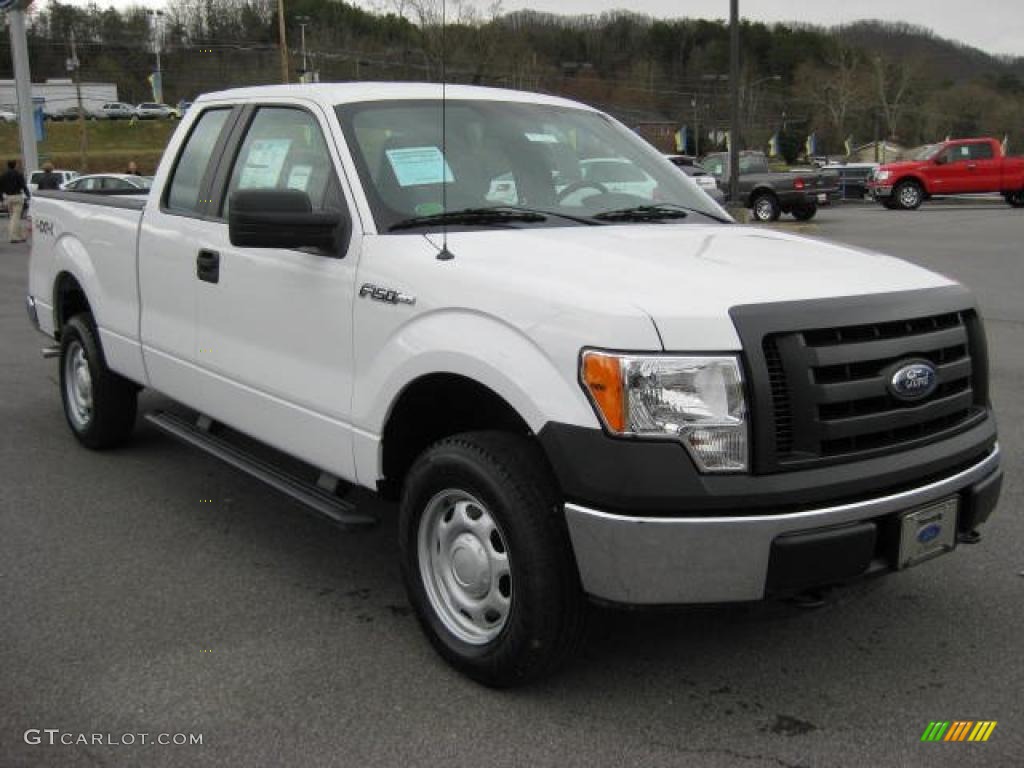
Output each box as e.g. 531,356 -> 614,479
1,201 -> 1022,767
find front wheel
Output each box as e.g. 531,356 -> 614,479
399,431 -> 585,687
59,314 -> 138,449
791,204 -> 817,221
1005,191 -> 1024,208
894,180 -> 923,210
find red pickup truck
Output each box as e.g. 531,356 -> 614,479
868,137 -> 1024,210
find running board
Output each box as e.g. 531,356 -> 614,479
144,410 -> 376,529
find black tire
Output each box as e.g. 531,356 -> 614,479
399,431 -> 585,687
894,180 -> 923,210
751,192 -> 781,222
881,198 -> 900,210
58,313 -> 138,449
1006,191 -> 1024,208
791,204 -> 817,221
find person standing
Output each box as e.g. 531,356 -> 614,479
36,162 -> 62,191
0,159 -> 31,243
125,161 -> 140,175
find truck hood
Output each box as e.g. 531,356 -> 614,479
878,160 -> 926,174
430,223 -> 955,350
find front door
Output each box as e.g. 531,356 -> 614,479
191,103 -> 362,480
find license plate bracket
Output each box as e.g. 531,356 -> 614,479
898,496 -> 958,569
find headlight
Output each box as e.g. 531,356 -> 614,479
580,351 -> 748,472
875,170 -> 891,181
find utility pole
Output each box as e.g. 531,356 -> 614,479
6,3 -> 38,174
68,29 -> 88,171
147,10 -> 164,101
277,0 -> 289,83
728,0 -> 740,208
296,15 -> 310,82
691,96 -> 699,157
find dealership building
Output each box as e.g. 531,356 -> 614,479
0,78 -> 118,116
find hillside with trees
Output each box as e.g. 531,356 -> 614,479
2,0 -> 1022,157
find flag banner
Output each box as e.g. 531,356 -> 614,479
805,132 -> 817,158
844,135 -> 853,156
768,132 -> 780,157
1001,135 -> 1009,155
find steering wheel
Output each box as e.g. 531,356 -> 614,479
557,180 -> 609,203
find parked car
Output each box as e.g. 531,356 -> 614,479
28,168 -> 79,192
0,109 -> 17,123
48,106 -> 95,122
701,150 -> 840,221
97,102 -> 137,120
821,162 -> 879,200
62,174 -> 152,192
134,103 -> 175,120
579,156 -> 659,199
27,83 -> 1002,686
867,137 -> 1024,209
173,100 -> 194,119
666,154 -> 726,203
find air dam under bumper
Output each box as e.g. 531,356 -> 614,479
564,446 -> 1000,605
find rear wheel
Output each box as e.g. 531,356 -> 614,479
894,180 -> 923,210
59,314 -> 138,449
791,204 -> 817,221
751,192 -> 781,222
1005,190 -> 1024,208
399,431 -> 585,687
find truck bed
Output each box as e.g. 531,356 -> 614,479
28,190 -> 148,383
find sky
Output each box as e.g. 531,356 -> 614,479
47,0 -> 1024,57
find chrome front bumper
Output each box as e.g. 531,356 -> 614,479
564,446 -> 1001,605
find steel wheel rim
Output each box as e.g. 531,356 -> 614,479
755,198 -> 772,220
900,185 -> 919,208
64,340 -> 93,430
417,489 -> 512,645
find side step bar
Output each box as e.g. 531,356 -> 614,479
145,410 -> 376,529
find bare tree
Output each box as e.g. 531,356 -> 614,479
795,42 -> 865,142
872,54 -> 918,141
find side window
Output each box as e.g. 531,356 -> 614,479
705,157 -> 724,177
944,145 -> 971,164
222,107 -> 343,218
969,142 -> 993,160
165,108 -> 231,214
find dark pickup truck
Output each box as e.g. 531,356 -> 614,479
702,151 -> 840,222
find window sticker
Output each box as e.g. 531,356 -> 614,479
385,146 -> 454,187
239,139 -> 292,189
525,132 -> 559,144
287,164 -> 313,191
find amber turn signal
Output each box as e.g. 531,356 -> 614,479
581,351 -> 625,432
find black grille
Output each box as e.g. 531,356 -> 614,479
757,309 -> 985,471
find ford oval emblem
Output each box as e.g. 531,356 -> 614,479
917,523 -> 942,544
889,361 -> 938,401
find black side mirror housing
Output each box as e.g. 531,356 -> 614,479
228,188 -> 343,252
934,154 -> 947,165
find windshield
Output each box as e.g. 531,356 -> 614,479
908,144 -> 938,161
336,99 -> 725,231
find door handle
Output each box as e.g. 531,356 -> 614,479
196,249 -> 220,283
966,163 -> 977,170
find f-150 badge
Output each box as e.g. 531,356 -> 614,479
359,283 -> 416,306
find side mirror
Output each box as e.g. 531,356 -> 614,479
934,155 -> 947,165
228,188 -> 343,251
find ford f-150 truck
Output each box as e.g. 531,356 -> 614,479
868,137 -> 1024,209
27,84 -> 1002,687
701,150 -> 840,222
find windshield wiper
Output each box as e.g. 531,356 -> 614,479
594,203 -> 729,224
389,207 -> 546,231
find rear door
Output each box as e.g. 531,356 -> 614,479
138,105 -> 240,403
964,141 -> 1000,192
191,101 -> 362,480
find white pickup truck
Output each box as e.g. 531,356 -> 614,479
27,84 -> 1002,686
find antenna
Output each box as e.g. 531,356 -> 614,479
436,0 -> 455,261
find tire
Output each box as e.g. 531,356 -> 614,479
399,431 -> 585,687
881,198 -> 900,210
894,180 -> 923,210
751,192 -> 781,222
58,313 -> 138,449
791,204 -> 817,221
1006,191 -> 1024,208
